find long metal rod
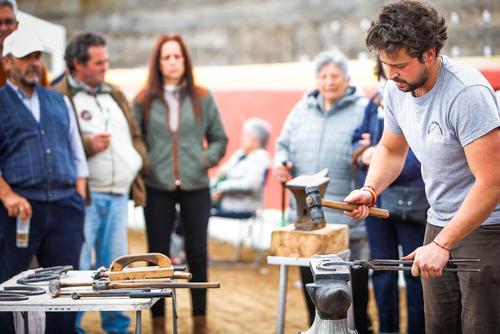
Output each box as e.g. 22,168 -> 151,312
318,259 -> 480,272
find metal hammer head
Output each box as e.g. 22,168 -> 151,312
48,280 -> 60,293
305,185 -> 326,226
93,281 -> 107,291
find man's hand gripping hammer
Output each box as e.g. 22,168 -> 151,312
305,185 -> 389,220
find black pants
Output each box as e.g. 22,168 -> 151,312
145,187 -> 211,317
300,266 -> 372,333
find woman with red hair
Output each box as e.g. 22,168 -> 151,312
133,34 -> 227,334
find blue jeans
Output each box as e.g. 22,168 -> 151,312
75,192 -> 130,334
365,216 -> 425,334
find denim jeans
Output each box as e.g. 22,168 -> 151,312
422,223 -> 500,334
75,192 -> 130,334
365,216 -> 426,334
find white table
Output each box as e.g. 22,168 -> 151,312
267,250 -> 353,334
0,269 -> 169,334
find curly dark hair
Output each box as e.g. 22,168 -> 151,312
64,32 -> 106,73
366,0 -> 447,62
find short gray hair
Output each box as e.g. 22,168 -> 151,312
243,118 -> 271,149
314,49 -> 350,81
0,0 -> 17,17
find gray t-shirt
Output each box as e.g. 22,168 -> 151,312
384,56 -> 500,227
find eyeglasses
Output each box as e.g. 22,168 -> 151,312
0,19 -> 16,27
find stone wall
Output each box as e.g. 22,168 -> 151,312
17,0 -> 500,68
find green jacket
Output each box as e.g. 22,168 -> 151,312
132,86 -> 228,191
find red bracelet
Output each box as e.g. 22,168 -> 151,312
432,240 -> 450,252
361,186 -> 377,207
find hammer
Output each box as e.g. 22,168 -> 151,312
48,277 -> 179,293
93,281 -> 220,291
51,288 -> 155,298
305,186 -> 389,219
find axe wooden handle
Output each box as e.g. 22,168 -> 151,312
321,199 -> 389,218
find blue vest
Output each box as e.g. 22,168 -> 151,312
0,84 -> 76,201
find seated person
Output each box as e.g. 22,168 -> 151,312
210,118 -> 271,214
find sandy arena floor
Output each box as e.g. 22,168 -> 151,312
79,229 -> 407,334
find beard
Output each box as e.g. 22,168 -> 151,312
393,66 -> 429,93
20,67 -> 42,87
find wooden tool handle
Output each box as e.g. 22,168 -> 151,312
62,282 -> 93,288
321,199 -> 389,218
110,253 -> 172,272
172,272 -> 192,280
105,282 -> 220,290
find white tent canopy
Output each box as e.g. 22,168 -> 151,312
17,11 -> 66,77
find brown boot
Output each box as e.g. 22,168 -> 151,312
192,315 -> 210,334
152,316 -> 166,334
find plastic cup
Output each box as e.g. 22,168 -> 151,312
16,214 -> 30,248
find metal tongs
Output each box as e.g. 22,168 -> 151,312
317,259 -> 481,272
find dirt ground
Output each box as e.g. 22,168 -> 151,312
80,229 -> 408,334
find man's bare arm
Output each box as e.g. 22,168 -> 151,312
344,128 -> 409,219
435,128 -> 500,248
364,128 -> 410,193
403,128 -> 500,279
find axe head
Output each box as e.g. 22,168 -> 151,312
305,186 -> 326,226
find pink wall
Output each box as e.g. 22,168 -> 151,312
210,68 -> 500,209
210,85 -> 379,209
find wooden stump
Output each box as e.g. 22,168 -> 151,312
270,224 -> 349,258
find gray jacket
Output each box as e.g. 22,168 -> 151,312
211,148 -> 270,212
274,86 -> 368,239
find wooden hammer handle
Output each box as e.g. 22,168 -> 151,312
62,282 -> 93,288
321,199 -> 389,218
105,282 -> 220,290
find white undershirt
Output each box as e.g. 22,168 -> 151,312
164,85 -> 180,132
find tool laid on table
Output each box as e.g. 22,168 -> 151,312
305,185 -> 389,219
93,281 -> 220,291
50,288 -> 173,300
317,258 -> 481,272
52,288 -> 150,297
48,278 -> 176,293
91,253 -> 188,280
72,291 -> 173,300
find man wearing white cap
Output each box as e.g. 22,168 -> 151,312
0,0 -> 48,86
0,30 -> 88,333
